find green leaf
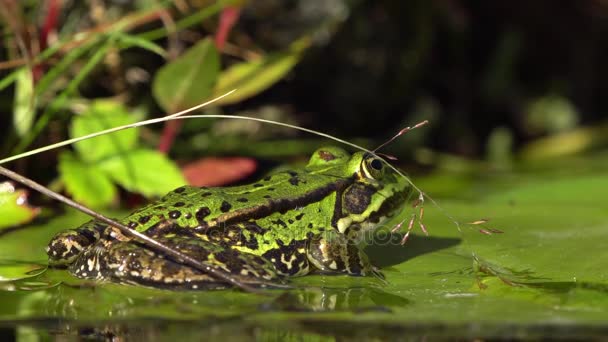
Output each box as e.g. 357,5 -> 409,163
0,69 -> 19,93
59,151 -> 117,208
0,264 -> 46,282
12,68 -> 36,137
71,100 -> 141,163
211,38 -> 310,106
98,149 -> 186,197
152,38 -> 220,112
116,32 -> 167,57
0,182 -> 39,230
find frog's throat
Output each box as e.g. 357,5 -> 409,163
336,187 -> 410,234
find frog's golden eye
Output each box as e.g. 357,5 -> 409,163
362,157 -> 384,179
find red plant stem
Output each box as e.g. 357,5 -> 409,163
158,120 -> 182,153
34,0 -> 60,80
40,0 -> 59,51
215,6 -> 240,50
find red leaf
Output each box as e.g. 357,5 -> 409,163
182,157 -> 257,187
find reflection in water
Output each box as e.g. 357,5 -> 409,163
263,286 -> 410,312
0,284 -> 412,341
3,270 -> 608,340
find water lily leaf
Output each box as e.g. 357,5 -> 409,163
12,68 -> 36,137
153,38 -> 220,112
0,182 -> 40,230
0,263 -> 46,282
98,149 -> 186,197
59,151 -> 117,208
211,38 -> 310,106
71,100 -> 142,163
182,157 -> 257,186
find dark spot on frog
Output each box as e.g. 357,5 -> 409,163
236,198 -> 248,203
347,248 -> 362,274
343,183 -> 376,215
160,262 -> 181,278
128,221 -> 138,229
173,186 -> 186,194
263,195 -> 272,199
318,150 -> 336,161
308,223 -> 313,228
220,201 -> 232,213
288,219 -> 294,224
138,215 -> 151,224
169,210 -> 182,219
267,187 -> 275,191
272,219 -> 287,228
288,177 -> 300,186
253,183 -> 263,188
201,192 -> 213,197
195,207 -> 211,222
287,171 -> 298,177
184,213 -> 192,219
244,222 -> 269,235
295,213 -> 305,221
263,176 -> 272,181
262,239 -> 307,275
173,202 -> 185,207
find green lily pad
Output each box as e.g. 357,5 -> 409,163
0,161 -> 606,339
0,263 -> 46,282
0,182 -> 40,230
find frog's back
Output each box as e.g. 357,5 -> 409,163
124,167 -> 351,236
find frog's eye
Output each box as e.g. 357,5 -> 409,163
369,159 -> 383,171
362,157 -> 385,179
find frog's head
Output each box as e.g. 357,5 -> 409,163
308,146 -> 411,235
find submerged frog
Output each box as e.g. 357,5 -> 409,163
46,146 -> 411,290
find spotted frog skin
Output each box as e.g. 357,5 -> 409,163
47,147 -> 411,289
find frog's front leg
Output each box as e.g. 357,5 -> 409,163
46,220 -> 107,266
307,230 -> 379,277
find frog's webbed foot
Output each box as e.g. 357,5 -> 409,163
71,237 -> 284,290
307,231 -> 377,277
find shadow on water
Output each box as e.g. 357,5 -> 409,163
366,234 -> 462,268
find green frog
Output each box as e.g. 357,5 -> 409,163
46,146 -> 411,290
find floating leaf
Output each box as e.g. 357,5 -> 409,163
182,157 -> 257,187
211,38 -> 310,106
59,151 -> 117,208
0,263 -> 46,282
12,68 -> 36,137
71,100 -> 141,163
153,38 -> 220,112
98,149 -> 186,197
0,182 -> 40,230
